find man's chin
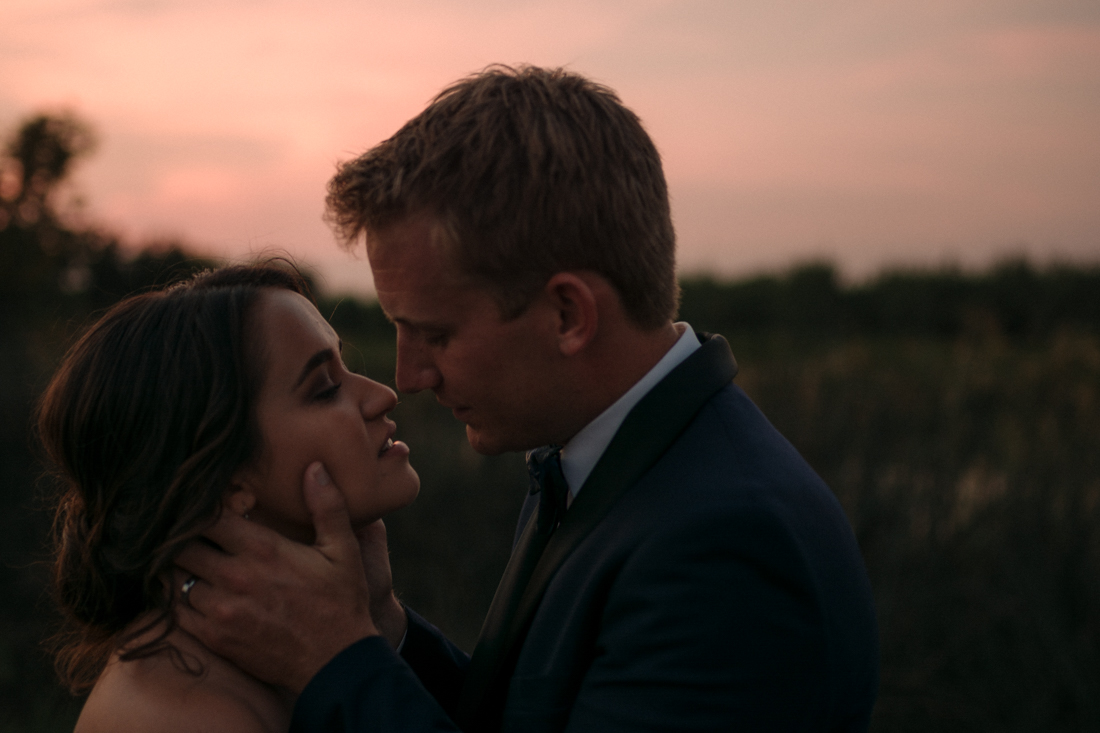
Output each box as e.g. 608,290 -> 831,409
465,425 -> 509,456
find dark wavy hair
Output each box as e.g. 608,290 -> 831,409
37,264 -> 308,692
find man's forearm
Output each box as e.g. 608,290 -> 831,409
292,636 -> 460,733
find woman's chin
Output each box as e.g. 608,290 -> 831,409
352,476 -> 421,524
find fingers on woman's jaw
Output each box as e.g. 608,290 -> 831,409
224,489 -> 256,517
198,510 -> 268,555
174,539 -> 214,579
173,523 -> 249,583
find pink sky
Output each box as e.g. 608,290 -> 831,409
2,0 -> 1098,295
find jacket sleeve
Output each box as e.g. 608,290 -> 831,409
401,607 -> 471,717
290,609 -> 470,733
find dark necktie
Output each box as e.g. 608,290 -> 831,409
527,444 -> 569,536
457,447 -> 570,731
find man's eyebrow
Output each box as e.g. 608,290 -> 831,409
390,315 -> 448,331
294,341 -> 341,388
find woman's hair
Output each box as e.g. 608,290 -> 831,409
37,263 -> 308,692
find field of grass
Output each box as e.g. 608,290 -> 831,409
3,262 -> 1099,732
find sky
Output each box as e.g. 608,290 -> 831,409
2,0 -> 1098,296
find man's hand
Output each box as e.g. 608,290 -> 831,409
175,462 -> 379,693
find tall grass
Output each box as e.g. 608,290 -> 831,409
3,264 -> 1097,731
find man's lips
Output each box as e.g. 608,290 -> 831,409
435,395 -> 471,422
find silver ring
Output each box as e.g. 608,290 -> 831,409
180,576 -> 198,602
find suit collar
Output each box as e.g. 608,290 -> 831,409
559,324 -> 702,497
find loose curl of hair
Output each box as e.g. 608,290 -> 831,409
37,264 -> 308,692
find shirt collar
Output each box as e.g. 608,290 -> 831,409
559,323 -> 701,498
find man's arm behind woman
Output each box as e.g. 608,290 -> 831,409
291,609 -> 469,732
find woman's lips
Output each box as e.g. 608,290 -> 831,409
379,438 -> 410,458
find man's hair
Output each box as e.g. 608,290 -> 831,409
326,64 -> 678,328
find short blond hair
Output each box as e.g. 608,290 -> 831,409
326,65 -> 678,328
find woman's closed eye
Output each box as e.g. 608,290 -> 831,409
314,381 -> 342,401
306,362 -> 344,402
298,344 -> 346,402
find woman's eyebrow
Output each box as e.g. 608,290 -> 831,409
295,348 -> 336,388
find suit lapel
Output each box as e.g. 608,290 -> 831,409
513,333 -> 737,618
457,334 -> 737,731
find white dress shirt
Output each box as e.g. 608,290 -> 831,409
559,323 -> 700,500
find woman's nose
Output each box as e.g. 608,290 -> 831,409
356,374 -> 398,419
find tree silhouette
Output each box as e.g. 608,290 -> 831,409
0,112 -> 212,733
1,112 -> 96,230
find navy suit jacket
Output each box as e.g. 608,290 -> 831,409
292,334 -> 879,732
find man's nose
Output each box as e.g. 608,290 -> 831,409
395,340 -> 442,394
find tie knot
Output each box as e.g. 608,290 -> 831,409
526,445 -> 568,535
526,445 -> 562,492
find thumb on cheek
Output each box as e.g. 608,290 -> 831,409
304,462 -> 354,547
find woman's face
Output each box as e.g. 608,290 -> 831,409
233,289 -> 420,541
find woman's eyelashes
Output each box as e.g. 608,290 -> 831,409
304,345 -> 347,402
308,363 -> 343,402
315,381 -> 342,401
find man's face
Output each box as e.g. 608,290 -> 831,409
367,217 -> 564,455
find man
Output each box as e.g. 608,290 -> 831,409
178,65 -> 878,732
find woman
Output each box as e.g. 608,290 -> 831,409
38,264 -> 420,732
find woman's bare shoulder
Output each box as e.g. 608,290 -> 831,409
75,627 -> 291,733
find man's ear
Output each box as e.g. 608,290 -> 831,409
544,272 -> 599,357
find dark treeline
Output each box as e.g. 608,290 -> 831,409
322,261 -> 1100,344
680,261 -> 1100,340
2,113 -> 1098,732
